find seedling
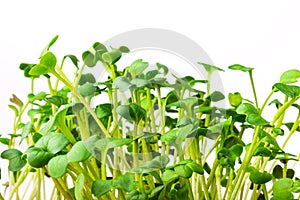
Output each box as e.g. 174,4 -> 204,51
0,36 -> 299,200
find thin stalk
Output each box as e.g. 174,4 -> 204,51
228,127 -> 261,200
132,123 -> 139,181
215,166 -> 222,200
51,178 -> 73,200
51,69 -> 110,137
8,165 -> 31,200
259,89 -> 275,114
271,96 -> 299,125
101,150 -> 108,180
249,71 -> 259,109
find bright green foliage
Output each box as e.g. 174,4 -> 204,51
1,37 -> 299,200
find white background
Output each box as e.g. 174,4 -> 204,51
0,0 -> 300,194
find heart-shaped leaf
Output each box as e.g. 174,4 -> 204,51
208,91 -> 225,102
40,35 -> 59,57
280,69 -> 300,84
117,103 -> 146,123
113,173 -> 134,192
198,62 -> 224,74
228,64 -> 253,72
78,82 -> 96,97
237,103 -> 269,125
274,83 -> 300,99
174,165 -> 193,178
79,73 -> 96,85
112,77 -> 133,92
186,162 -> 204,174
272,178 -> 294,200
67,141 -> 91,163
95,138 -> 132,152
102,49 -> 121,65
35,132 -> 69,154
127,59 -> 149,77
1,149 -> 26,171
247,166 -> 272,184
162,170 -> 179,184
140,155 -> 169,169
92,180 -> 113,197
48,155 -> 68,178
26,147 -> 54,168
40,52 -> 57,70
82,50 -> 97,67
63,55 -> 79,69
229,92 -> 242,107
29,64 -> 50,76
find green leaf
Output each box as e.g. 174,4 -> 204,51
208,91 -> 225,102
127,59 -> 149,77
117,103 -> 146,123
67,141 -> 91,163
247,167 -> 272,184
274,83 -> 300,99
8,104 -> 19,116
125,190 -> 147,200
229,92 -> 242,107
161,129 -> 177,146
46,96 -> 68,107
26,147 -> 54,168
228,64 -> 253,72
75,174 -> 85,200
253,146 -> 272,157
175,124 -> 194,144
102,49 -> 121,65
229,144 -> 243,157
272,178 -> 294,199
186,162 -> 204,174
48,155 -> 68,178
79,73 -> 96,85
19,63 -> 38,78
272,165 -> 283,179
112,77 -> 133,92
259,130 -> 281,150
82,50 -> 96,67
40,52 -> 57,70
198,62 -> 224,74
63,55 -> 79,69
95,103 -> 113,128
35,132 -> 69,154
78,83 -> 96,97
0,137 -> 10,145
272,128 -> 284,136
156,62 -> 168,75
1,149 -> 26,171
174,165 -> 193,178
131,78 -> 152,88
146,70 -> 159,80
280,69 -> 300,84
237,103 -> 269,125
93,42 -> 108,52
29,64 -> 50,76
95,138 -> 133,152
20,122 -> 33,144
140,155 -> 169,169
162,170 -> 179,184
95,103 -> 113,119
118,46 -> 130,53
40,35 -> 59,57
92,180 -> 112,197
113,173 -> 134,192
290,179 -> 300,193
